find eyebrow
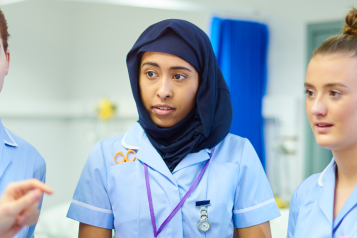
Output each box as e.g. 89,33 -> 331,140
304,82 -> 348,88
141,62 -> 192,72
304,82 -> 314,88
142,62 -> 159,68
324,83 -> 348,88
170,66 -> 192,72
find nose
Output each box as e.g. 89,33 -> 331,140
157,77 -> 172,101
310,96 -> 327,117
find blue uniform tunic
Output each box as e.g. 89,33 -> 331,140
67,123 -> 280,238
0,119 -> 46,238
288,158 -> 357,238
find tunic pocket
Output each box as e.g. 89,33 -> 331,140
107,161 -> 138,237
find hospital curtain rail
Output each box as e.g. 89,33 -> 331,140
210,17 -> 269,170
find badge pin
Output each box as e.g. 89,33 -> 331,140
196,200 -> 211,232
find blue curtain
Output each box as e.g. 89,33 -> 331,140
210,17 -> 269,169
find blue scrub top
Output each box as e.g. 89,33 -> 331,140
0,119 -> 46,238
288,158 -> 357,238
67,123 -> 280,238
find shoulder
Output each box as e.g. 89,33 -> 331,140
98,133 -> 126,150
4,128 -> 46,178
218,133 -> 246,150
5,128 -> 45,164
291,173 -> 320,209
86,123 -> 144,170
90,132 -> 126,157
87,133 -> 127,169
214,133 -> 254,164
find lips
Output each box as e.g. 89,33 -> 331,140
315,122 -> 333,133
152,104 -> 175,116
156,106 -> 172,110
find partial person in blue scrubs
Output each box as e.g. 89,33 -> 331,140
0,8 -> 47,238
287,8 -> 357,238
67,19 -> 280,238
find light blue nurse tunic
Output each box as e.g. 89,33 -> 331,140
0,119 -> 46,238
67,122 -> 280,238
287,158 -> 357,238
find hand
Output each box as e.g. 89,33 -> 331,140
0,179 -> 53,238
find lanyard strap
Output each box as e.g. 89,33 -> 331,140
144,148 -> 215,238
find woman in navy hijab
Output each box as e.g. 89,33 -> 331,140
67,19 -> 280,238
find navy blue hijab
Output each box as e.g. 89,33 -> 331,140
126,19 -> 232,172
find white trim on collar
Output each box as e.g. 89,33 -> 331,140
206,148 -> 214,153
121,131 -> 140,150
4,128 -> 18,147
318,161 -> 335,187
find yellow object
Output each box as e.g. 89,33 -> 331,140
275,197 -> 289,209
97,99 -> 116,120
114,150 -> 137,164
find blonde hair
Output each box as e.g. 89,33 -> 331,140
313,7 -> 357,57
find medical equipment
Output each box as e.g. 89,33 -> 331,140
114,149 -> 136,164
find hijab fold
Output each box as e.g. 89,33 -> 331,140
127,19 -> 233,172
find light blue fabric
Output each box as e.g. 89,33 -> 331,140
287,158 -> 357,238
67,123 -> 280,238
0,119 -> 46,238
209,17 -> 268,170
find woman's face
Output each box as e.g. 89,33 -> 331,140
305,54 -> 357,152
139,51 -> 199,127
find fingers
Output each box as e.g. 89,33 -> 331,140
0,180 -> 52,238
3,224 -> 23,238
5,179 -> 53,197
7,189 -> 42,215
16,202 -> 40,226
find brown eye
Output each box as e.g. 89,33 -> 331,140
173,74 -> 185,80
146,71 -> 157,78
330,91 -> 341,98
304,89 -> 315,97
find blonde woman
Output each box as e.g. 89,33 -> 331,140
288,8 -> 357,238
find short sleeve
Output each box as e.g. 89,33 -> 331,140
66,142 -> 114,229
233,139 -> 280,228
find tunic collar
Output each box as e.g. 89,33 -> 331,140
121,122 -> 211,185
0,119 -> 18,147
317,158 -> 357,229
0,119 -> 17,180
333,184 -> 357,230
317,159 -> 336,225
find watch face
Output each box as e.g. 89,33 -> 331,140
198,220 -> 211,232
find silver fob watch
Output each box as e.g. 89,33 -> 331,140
197,205 -> 211,232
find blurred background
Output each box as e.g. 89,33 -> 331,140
0,0 -> 352,237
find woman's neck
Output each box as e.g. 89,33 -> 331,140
333,145 -> 357,220
333,144 -> 357,186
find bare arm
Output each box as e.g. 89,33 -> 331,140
233,222 -> 271,238
79,223 -> 112,238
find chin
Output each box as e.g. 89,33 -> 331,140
315,136 -> 339,151
152,118 -> 176,128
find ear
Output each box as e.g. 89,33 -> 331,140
5,48 -> 10,76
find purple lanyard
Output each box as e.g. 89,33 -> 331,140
144,148 -> 215,238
